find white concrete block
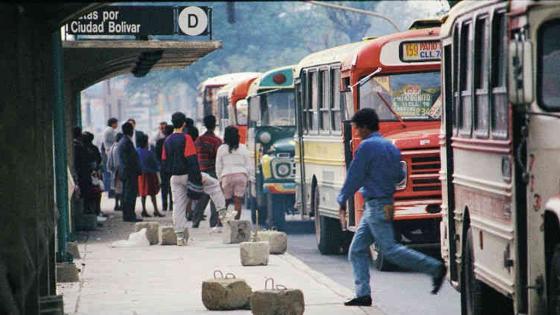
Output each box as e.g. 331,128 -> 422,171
223,220 -> 251,244
256,231 -> 288,254
250,289 -> 305,315
56,262 -> 79,283
202,278 -> 252,310
240,241 -> 269,266
159,226 -> 189,245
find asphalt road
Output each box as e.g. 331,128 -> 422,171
287,233 -> 461,315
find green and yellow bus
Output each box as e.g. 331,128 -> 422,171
246,66 -> 297,230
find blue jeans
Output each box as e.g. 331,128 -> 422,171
348,199 -> 442,297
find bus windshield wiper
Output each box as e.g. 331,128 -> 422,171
376,92 -> 406,128
351,67 -> 382,89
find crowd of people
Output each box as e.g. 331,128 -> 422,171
72,113 -> 254,245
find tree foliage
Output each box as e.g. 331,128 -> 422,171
122,1 -> 444,114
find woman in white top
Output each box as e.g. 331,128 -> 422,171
216,126 -> 253,219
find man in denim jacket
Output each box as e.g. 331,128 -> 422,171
338,108 -> 446,306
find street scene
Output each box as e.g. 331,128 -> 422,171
2,1 -> 560,315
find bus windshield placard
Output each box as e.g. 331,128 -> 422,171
400,40 -> 441,62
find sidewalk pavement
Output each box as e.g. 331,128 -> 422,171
58,198 -> 384,315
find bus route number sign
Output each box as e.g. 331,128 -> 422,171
400,40 -> 441,62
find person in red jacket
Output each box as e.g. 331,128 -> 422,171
161,112 -> 203,246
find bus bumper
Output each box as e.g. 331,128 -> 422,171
263,182 -> 296,194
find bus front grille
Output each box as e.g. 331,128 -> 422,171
410,155 -> 440,192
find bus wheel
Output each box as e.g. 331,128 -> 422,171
313,186 -> 342,255
370,242 -> 395,271
462,227 -> 483,315
548,245 -> 560,315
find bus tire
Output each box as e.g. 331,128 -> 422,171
548,245 -> 560,315
313,186 -> 342,255
370,242 -> 395,271
462,227 -> 484,315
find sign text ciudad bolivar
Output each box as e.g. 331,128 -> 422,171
66,6 -> 210,37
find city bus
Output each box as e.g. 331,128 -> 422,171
196,72 -> 259,127
215,77 -> 258,137
245,65 -> 297,230
228,75 -> 259,144
339,27 -> 443,270
439,1 -> 560,314
293,40 -> 372,254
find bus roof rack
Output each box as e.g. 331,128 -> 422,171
408,18 -> 442,30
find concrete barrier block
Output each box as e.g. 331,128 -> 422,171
135,222 -> 160,245
250,289 -> 305,315
56,262 -> 79,283
256,231 -> 288,254
159,226 -> 189,245
202,278 -> 252,310
223,220 -> 251,244
240,241 -> 269,266
67,241 -> 81,259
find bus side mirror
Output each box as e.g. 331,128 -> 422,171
509,39 -> 534,106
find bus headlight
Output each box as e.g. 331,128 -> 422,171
259,131 -> 272,144
276,163 -> 291,177
396,161 -> 407,190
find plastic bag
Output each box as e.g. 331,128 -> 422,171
111,228 -> 150,248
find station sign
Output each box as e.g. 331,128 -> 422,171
66,6 -> 211,37
399,40 -> 441,62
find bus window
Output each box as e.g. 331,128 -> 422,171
264,91 -> 296,126
236,99 -> 248,125
358,72 -> 441,121
452,25 -> 460,134
538,20 -> 560,111
331,68 -> 342,132
474,16 -> 489,137
305,71 -> 316,133
491,11 -> 508,138
319,70 -> 330,132
249,95 -> 261,126
311,71 -> 319,132
459,21 -> 472,135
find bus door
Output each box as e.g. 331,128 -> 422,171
342,120 -> 356,227
294,79 -> 307,216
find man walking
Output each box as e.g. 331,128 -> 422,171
338,108 -> 446,306
192,115 -> 222,228
118,122 -> 143,222
161,112 -> 203,245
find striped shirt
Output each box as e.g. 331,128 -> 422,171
195,131 -> 222,172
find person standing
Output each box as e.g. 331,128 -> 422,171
192,115 -> 223,228
118,122 -> 143,222
161,112 -> 203,245
156,125 -> 174,211
337,108 -> 446,307
82,131 -> 105,223
216,126 -> 253,220
107,133 -> 124,211
72,127 -> 92,212
136,134 -> 164,218
127,118 -> 145,148
102,117 -> 118,197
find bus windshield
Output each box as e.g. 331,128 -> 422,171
261,90 -> 296,126
358,71 -> 441,121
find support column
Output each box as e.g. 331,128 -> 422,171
52,29 -> 72,263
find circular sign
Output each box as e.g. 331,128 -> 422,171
178,7 -> 208,36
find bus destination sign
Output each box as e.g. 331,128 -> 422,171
399,40 -> 441,62
66,6 -> 210,37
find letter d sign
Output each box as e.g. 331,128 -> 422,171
178,7 -> 208,36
